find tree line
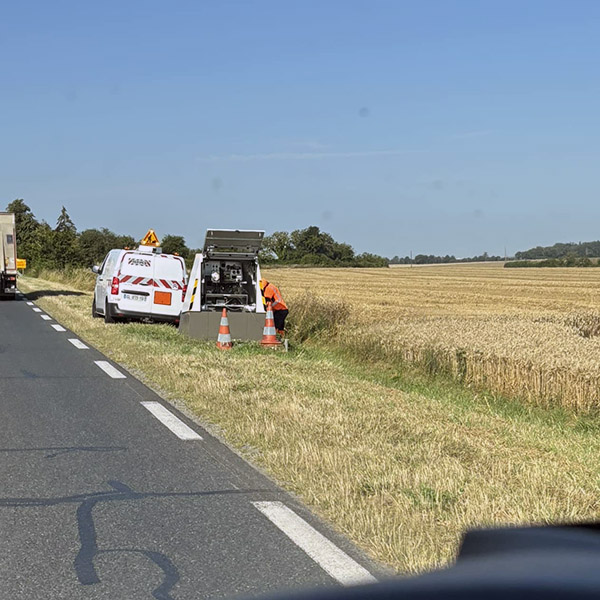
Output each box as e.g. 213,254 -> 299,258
6,200 -> 193,270
6,201 -> 389,270
505,256 -> 600,268
389,252 -> 504,265
259,226 -> 389,267
515,240 -> 600,260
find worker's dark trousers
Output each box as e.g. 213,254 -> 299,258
274,309 -> 288,332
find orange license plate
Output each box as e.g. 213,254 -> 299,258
154,291 -> 172,306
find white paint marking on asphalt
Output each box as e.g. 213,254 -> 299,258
68,338 -> 89,349
94,361 -> 126,379
32,307 -> 42,313
52,324 -> 66,332
41,315 -> 52,321
252,501 -> 377,586
140,401 -> 203,440
26,302 -> 33,306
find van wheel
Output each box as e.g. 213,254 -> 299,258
92,297 -> 101,318
104,301 -> 116,324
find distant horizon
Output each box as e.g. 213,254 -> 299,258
7,196 -> 599,262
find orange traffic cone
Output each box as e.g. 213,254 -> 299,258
261,302 -> 281,347
216,308 -> 232,350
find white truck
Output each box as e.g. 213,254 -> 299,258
0,213 -> 17,299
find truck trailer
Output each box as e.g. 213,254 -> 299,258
0,213 -> 17,299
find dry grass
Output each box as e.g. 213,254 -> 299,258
272,264 -> 600,411
19,273 -> 600,575
31,267 -> 96,291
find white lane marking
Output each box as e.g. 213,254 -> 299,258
41,315 -> 52,321
252,501 -> 377,586
52,324 -> 66,332
26,302 -> 33,306
32,307 -> 42,313
140,401 -> 203,440
94,361 -> 126,379
68,338 -> 89,349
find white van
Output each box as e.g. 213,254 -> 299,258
92,246 -> 187,324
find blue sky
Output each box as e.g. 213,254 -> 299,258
1,1 -> 599,257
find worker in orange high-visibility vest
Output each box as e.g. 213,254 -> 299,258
259,279 -> 288,337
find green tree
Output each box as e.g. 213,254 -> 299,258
161,234 -> 189,257
5,199 -> 42,265
331,242 -> 355,263
55,206 -> 77,234
34,222 -> 57,269
51,206 -> 80,268
116,234 -> 136,249
354,252 -> 389,267
261,231 -> 294,262
291,226 -> 335,257
79,228 -> 133,266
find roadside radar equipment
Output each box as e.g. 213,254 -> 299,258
0,213 -> 18,299
179,229 -> 266,341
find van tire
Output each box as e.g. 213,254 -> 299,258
92,297 -> 101,318
104,301 -> 116,324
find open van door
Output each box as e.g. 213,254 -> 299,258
204,229 -> 264,259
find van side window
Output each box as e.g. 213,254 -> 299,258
106,251 -> 119,275
99,253 -> 110,275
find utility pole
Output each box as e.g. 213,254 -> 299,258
410,250 -> 413,267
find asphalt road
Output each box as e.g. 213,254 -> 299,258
0,292 -> 382,599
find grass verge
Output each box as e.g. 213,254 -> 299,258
19,275 -> 600,574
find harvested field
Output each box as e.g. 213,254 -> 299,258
270,264 -> 600,410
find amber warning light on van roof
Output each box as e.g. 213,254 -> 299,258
140,229 -> 160,247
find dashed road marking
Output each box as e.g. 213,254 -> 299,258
94,361 -> 126,379
41,315 -> 52,321
32,307 -> 42,313
68,339 -> 89,349
52,324 -> 66,332
140,401 -> 202,440
252,501 -> 377,586
26,302 -> 33,306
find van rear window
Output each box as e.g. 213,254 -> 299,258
154,256 -> 185,281
120,253 -> 153,275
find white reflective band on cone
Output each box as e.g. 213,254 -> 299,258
264,327 -> 276,335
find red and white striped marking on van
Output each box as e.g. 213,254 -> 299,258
119,275 -> 183,290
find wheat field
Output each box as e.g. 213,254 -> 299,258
269,263 -> 600,411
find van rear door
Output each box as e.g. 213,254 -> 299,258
117,252 -> 154,313
150,255 -> 187,319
